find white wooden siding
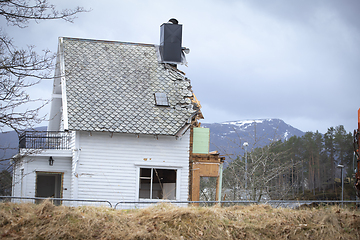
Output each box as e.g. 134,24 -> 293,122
12,150 -> 72,202
12,160 -> 23,198
75,131 -> 190,205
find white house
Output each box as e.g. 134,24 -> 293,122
12,20 -> 215,207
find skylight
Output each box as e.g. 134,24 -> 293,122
154,93 -> 169,106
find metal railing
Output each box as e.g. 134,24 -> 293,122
262,200 -> 360,208
19,131 -> 71,150
114,200 -> 360,209
113,200 -> 258,209
0,196 -> 112,208
1,196 -> 360,209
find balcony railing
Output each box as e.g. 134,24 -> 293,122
19,131 -> 71,150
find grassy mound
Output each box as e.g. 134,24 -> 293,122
1,200 -> 360,239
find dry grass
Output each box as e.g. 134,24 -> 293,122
1,201 -> 360,239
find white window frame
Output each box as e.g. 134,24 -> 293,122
135,165 -> 181,201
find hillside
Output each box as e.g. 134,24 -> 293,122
0,119 -> 304,169
1,201 -> 359,239
0,127 -> 47,170
0,131 -> 18,171
202,118 -> 305,156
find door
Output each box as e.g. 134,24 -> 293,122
35,172 -> 63,205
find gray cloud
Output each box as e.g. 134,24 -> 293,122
5,0 -> 359,133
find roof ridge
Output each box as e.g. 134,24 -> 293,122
60,37 -> 156,47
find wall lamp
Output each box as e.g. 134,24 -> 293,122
49,156 -> 54,166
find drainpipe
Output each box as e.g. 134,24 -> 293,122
73,148 -> 81,177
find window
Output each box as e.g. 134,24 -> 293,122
139,168 -> 176,200
154,93 -> 169,106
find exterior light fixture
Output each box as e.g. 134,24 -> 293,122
49,156 -> 54,166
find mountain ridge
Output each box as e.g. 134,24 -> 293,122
0,119 -> 303,169
201,118 -> 305,156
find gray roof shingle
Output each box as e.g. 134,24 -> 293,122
60,37 -> 198,136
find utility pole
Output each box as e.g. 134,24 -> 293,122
337,164 -> 345,207
243,142 -> 248,199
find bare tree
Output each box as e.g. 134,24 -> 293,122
0,0 -> 87,133
221,125 -> 298,202
223,140 -> 297,202
0,0 -> 87,195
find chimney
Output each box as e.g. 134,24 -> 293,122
159,18 -> 183,63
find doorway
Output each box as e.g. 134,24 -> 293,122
35,172 -> 63,205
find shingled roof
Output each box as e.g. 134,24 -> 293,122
59,37 -> 200,136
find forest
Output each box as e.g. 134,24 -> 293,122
202,125 -> 356,202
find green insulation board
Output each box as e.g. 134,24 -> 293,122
193,127 -> 210,154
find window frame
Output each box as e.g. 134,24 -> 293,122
136,166 -> 180,201
154,93 -> 169,106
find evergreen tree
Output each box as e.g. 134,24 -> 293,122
221,125 -> 354,201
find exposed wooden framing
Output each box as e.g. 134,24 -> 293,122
190,161 -> 223,202
188,122 -> 225,202
188,93 -> 225,202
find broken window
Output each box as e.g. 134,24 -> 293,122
200,177 -> 217,201
139,168 -> 176,200
154,93 -> 169,106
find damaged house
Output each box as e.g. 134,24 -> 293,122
12,20 -> 224,206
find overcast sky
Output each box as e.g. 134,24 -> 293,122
4,0 -> 360,133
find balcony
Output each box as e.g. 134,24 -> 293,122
19,131 -> 71,150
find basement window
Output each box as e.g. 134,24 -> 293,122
154,93 -> 169,106
139,168 -> 176,200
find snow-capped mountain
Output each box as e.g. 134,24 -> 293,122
201,119 -> 304,156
